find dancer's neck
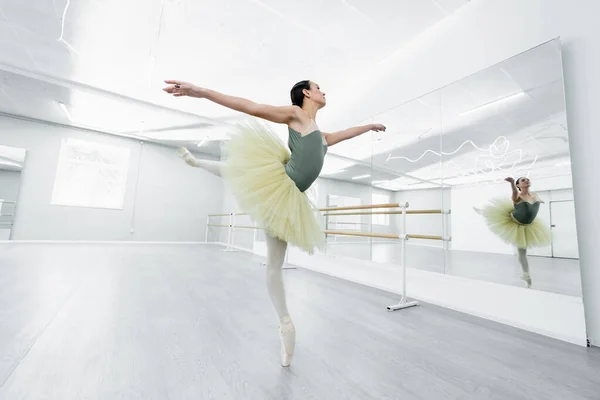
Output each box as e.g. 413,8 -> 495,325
301,104 -> 319,121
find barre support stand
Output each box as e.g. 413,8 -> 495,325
388,204 -> 420,311
222,213 -> 239,252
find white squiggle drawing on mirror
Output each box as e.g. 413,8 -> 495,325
386,136 -> 538,186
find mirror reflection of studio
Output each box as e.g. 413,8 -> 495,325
1,1 -> 599,398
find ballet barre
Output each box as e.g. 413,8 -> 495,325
323,203 -> 450,312
0,200 -> 16,229
322,209 -> 450,217
324,230 -> 400,239
206,213 -> 241,253
318,202 -> 404,212
206,201 -> 451,312
205,203 -> 411,249
206,224 -> 260,230
406,234 -> 444,241
323,231 -> 448,241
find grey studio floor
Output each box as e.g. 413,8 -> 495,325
0,244 -> 599,400
324,241 -> 583,297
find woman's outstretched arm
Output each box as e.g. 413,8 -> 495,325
323,124 -> 386,146
163,80 -> 299,124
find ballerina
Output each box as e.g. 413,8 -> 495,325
163,79 -> 385,366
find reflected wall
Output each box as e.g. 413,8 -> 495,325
362,38 -> 580,298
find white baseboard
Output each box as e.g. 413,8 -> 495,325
0,240 -> 257,253
215,242 -> 254,253
0,240 -> 211,245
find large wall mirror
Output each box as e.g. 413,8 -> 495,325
370,90 -> 446,273
441,38 -> 578,296
0,144 -> 27,240
367,38 -> 579,297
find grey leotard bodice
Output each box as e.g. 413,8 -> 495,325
284,120 -> 328,192
512,200 -> 540,225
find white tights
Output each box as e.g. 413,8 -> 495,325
517,248 -> 529,274
265,234 -> 290,319
179,147 -> 224,176
179,148 -> 291,320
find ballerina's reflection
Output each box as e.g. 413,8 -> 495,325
474,177 -> 551,288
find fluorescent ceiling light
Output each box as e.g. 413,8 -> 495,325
351,174 -> 371,180
457,92 -> 526,117
58,102 -> 74,122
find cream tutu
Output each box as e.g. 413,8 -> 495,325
480,197 -> 551,249
220,119 -> 325,254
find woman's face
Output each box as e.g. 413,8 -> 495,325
306,81 -> 326,107
516,177 -> 531,190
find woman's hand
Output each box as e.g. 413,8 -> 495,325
505,177 -> 515,183
163,80 -> 204,98
371,124 -> 386,132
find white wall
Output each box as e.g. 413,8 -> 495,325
325,0 -> 600,346
0,116 -> 224,241
128,142 -> 224,242
0,169 -> 21,201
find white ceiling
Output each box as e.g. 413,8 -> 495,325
0,0 -> 470,115
0,1 -> 571,191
